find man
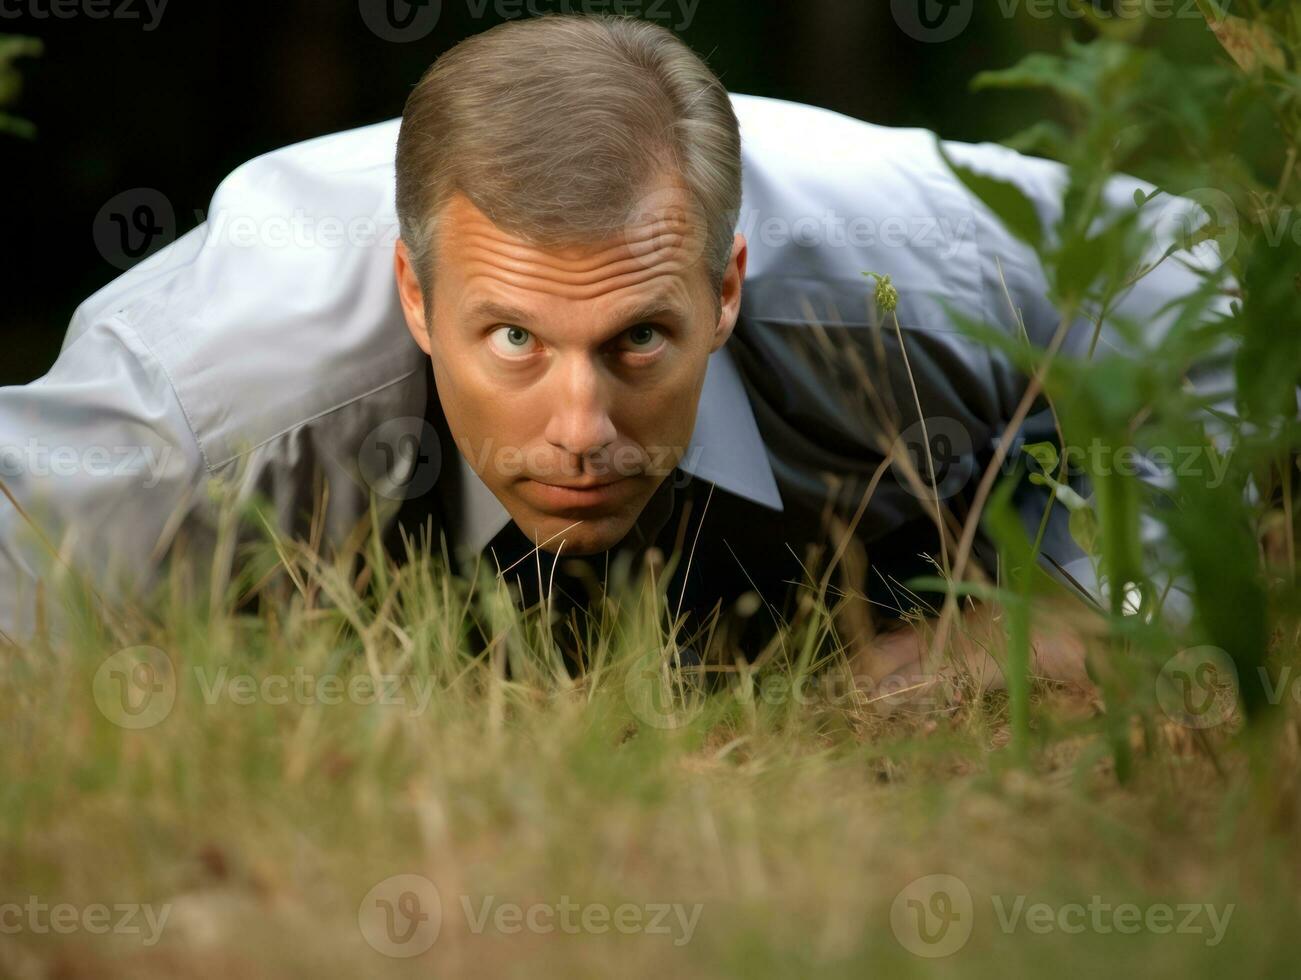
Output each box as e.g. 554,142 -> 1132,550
0,15 -> 1225,694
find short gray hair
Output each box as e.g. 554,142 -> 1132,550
395,13 -> 742,314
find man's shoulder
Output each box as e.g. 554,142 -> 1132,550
63,117 -> 423,474
731,92 -> 1069,224
70,118 -> 404,333
51,96 -> 1075,473
729,93 -> 1059,332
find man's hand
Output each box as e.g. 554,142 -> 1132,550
851,597 -> 1099,714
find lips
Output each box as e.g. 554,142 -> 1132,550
524,476 -> 630,510
533,477 -> 625,491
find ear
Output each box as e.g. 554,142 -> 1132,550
710,233 -> 747,353
394,238 -> 432,356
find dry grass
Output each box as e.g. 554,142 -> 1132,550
2,526 -> 1298,980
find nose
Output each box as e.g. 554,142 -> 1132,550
542,355 -> 617,463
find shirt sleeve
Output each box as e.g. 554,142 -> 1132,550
0,313 -> 207,642
947,139 -> 1238,618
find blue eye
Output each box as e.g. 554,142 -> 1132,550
489,326 -> 538,356
624,325 -> 661,351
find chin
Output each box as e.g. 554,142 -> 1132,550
520,513 -> 636,556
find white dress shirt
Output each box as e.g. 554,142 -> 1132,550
0,93 -> 1231,639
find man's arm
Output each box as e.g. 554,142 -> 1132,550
942,138 -> 1239,619
850,596 -> 1100,710
0,314 -> 205,642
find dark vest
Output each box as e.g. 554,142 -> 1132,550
385,356 -> 949,668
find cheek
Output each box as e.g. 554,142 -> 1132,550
435,356 -> 540,447
441,388 -> 565,498
620,362 -> 705,442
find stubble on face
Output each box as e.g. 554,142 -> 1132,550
422,182 -> 727,556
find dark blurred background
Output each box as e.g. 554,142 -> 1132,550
0,0 -> 1220,385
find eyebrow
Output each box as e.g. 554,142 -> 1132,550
463,295 -> 688,333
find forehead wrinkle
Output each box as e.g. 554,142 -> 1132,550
463,258 -> 695,307
457,217 -> 702,282
466,285 -> 690,327
446,190 -> 700,265
455,224 -> 654,274
458,243 -> 696,296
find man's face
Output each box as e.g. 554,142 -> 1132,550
395,181 -> 747,555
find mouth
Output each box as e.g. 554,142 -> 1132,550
524,476 -> 631,511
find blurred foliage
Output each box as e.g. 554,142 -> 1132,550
935,0 -> 1301,774
0,34 -> 41,138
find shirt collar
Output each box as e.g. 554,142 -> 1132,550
455,341 -> 783,556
